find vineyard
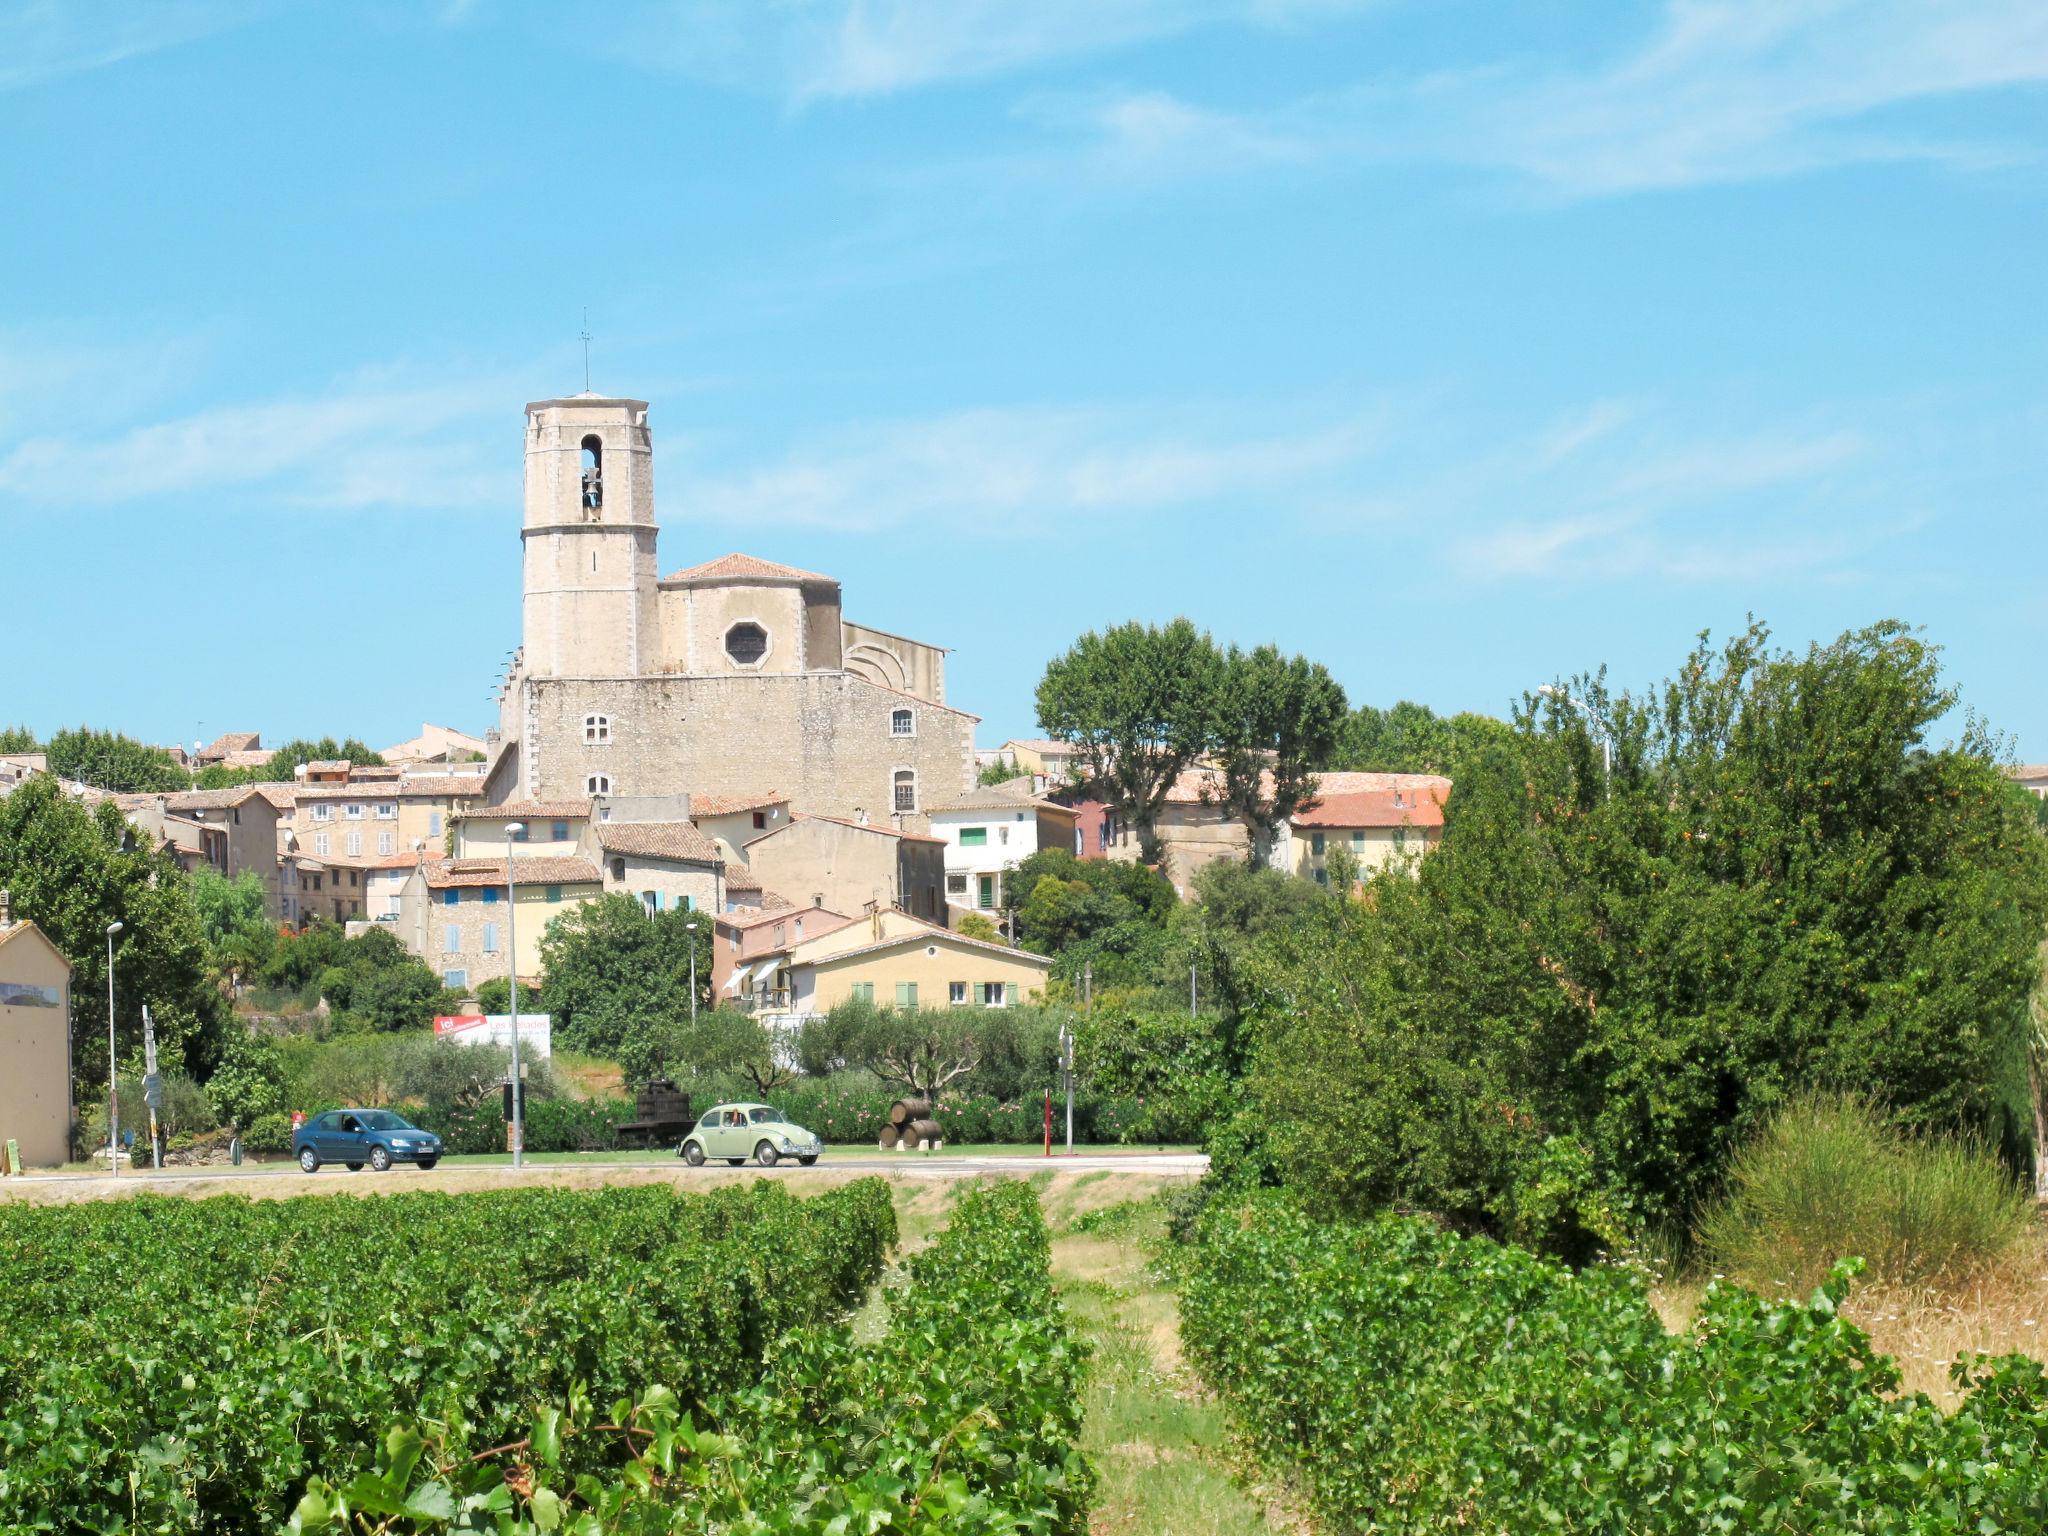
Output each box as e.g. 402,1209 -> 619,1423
0,1180 -> 895,1531
1181,1195 -> 2048,1533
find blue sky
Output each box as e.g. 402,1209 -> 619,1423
2,1 -> 2043,760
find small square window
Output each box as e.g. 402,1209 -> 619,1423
586,774 -> 611,796
949,981 -> 967,1005
376,802 -> 395,818
483,888 -> 500,904
345,803 -> 363,819
890,709 -> 913,737
544,884 -> 562,902
584,714 -> 611,744
752,810 -> 766,829
551,820 -> 568,841
313,805 -> 331,822
443,969 -> 466,989
959,827 -> 987,847
443,889 -> 460,906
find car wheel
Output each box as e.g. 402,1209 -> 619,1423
797,1155 -> 818,1166
417,1158 -> 438,1171
298,1146 -> 320,1173
369,1146 -> 392,1173
346,1162 -> 365,1172
683,1141 -> 705,1166
755,1142 -> 779,1167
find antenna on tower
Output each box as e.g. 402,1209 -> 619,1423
579,308 -> 591,394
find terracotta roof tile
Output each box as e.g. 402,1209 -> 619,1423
724,865 -> 763,891
717,903 -> 852,933
594,821 -> 723,863
755,812 -> 945,846
1292,787 -> 1448,830
462,799 -> 589,821
926,785 -> 1076,815
423,856 -> 601,889
658,552 -> 837,586
689,790 -> 788,816
199,731 -> 261,759
799,926 -> 1052,970
163,785 -> 274,812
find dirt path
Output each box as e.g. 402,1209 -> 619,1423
1044,1195 -> 1309,1536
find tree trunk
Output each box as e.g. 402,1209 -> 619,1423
2031,1043 -> 2048,1203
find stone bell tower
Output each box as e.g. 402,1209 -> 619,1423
520,395 -> 660,678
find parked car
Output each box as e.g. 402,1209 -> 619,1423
679,1103 -> 822,1167
293,1109 -> 443,1173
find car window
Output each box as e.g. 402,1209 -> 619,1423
749,1108 -> 777,1124
340,1115 -> 360,1133
359,1110 -> 411,1131
700,1110 -> 723,1130
725,1111 -> 745,1127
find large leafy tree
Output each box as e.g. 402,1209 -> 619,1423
537,894 -> 710,1075
258,921 -> 453,1030
1209,643 -> 1348,860
193,736 -> 388,789
0,774 -> 228,1095
1333,700 -> 1512,779
43,727 -> 188,793
0,724 -> 36,753
1248,620 -> 2048,1237
1035,618 -> 1224,859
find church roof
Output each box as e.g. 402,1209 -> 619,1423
658,552 -> 838,586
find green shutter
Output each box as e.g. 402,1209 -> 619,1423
853,982 -> 873,1004
896,981 -> 918,1009
959,827 -> 987,847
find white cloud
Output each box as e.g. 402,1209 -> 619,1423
0,0 -> 260,92
679,404 -> 1392,531
605,0 -> 1376,101
0,371 -> 512,511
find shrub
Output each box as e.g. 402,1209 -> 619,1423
1696,1092 -> 2033,1291
242,1112 -> 292,1153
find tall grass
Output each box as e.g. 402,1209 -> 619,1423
1696,1093 -> 2033,1292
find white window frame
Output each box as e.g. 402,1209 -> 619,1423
313,804 -> 332,822
314,832 -> 330,856
949,981 -> 967,1006
375,802 -> 396,818
584,714 -> 611,744
344,803 -> 364,820
586,773 -> 611,796
378,830 -> 395,855
346,831 -> 361,856
890,708 -> 914,738
892,767 -> 917,814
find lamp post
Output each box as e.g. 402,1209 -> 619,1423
683,916 -> 700,1023
105,921 -> 123,1176
1537,684 -> 1613,785
503,823 -> 525,1170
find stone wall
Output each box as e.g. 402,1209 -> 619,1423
517,673 -> 975,824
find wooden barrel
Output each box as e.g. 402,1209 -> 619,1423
907,1118 -> 943,1149
888,1097 -> 933,1127
876,1126 -> 902,1151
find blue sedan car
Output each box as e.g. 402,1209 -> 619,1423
293,1109 -> 443,1173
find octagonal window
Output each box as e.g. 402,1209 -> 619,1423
725,622 -> 768,666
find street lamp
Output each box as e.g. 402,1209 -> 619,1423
684,917 -> 699,1024
502,823 -> 526,1170
105,921 -> 123,1177
1537,684 -> 1613,784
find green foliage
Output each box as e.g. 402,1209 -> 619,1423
1246,620 -> 2048,1236
259,921 -> 456,1030
191,866 -> 276,980
1003,845 -> 1176,959
1210,641 -> 1348,850
0,1179 -> 896,1534
277,1031 -> 553,1116
204,1028 -> 288,1129
1035,617 -> 1225,856
537,894 -> 709,1070
286,1180 -> 1090,1536
1074,1006 -> 1232,1143
977,759 -> 1029,787
0,773 -> 227,1091
1183,1194 -> 2048,1532
242,1110 -> 293,1152
627,1006 -> 794,1095
1697,1093 -> 2033,1292
0,723 -> 36,753
955,910 -> 1000,941
1331,698 -> 1513,777
42,725 -> 188,792
261,736 -> 386,778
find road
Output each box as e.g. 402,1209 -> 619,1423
3,1150 -> 1207,1200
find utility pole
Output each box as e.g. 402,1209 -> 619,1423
105,922 -> 123,1176
1057,1020 -> 1074,1155
1190,962 -> 1197,1019
503,824 -> 526,1169
686,917 -> 699,1023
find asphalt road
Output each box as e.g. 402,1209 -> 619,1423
9,1150 -> 1207,1192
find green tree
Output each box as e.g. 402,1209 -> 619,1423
1210,643 -> 1348,860
956,911 -> 1001,942
0,775 -> 228,1094
650,1007 -> 795,1095
1248,619 -> 2048,1239
260,737 -> 386,781
1034,618 -> 1225,860
537,894 -> 709,1074
205,1028 -> 287,1129
190,868 -> 275,986
1332,700 -> 1512,779
43,726 -> 188,793
0,724 -> 36,753
977,760 -> 1027,788
259,921 -> 453,1030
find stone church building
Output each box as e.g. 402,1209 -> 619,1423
483,394 -> 977,829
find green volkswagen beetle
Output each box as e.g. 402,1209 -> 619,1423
679,1102 -> 823,1168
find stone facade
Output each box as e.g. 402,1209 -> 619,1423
486,395 -> 974,828
740,814 -> 948,924
0,916 -> 73,1168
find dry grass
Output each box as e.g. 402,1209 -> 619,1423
1654,1222 -> 2048,1406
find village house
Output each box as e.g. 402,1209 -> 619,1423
925,783 -> 1079,920
712,902 -> 856,1009
0,895 -> 72,1169
690,791 -> 792,861
1284,781 -> 1450,887
739,813 -> 948,925
396,854 -> 604,995
380,722 -> 487,765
